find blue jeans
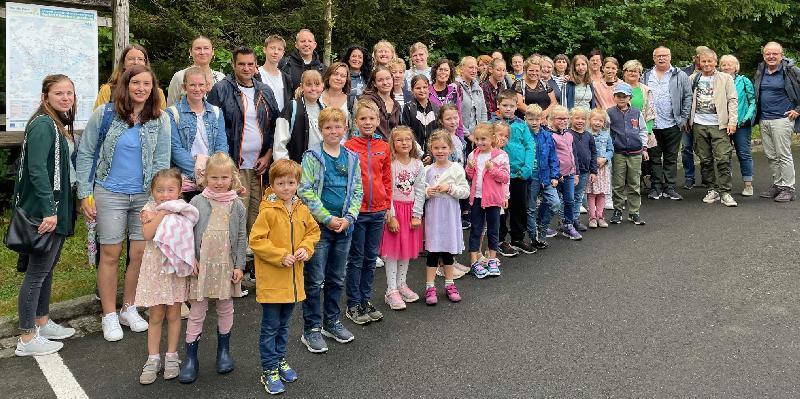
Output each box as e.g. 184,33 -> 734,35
731,124 -> 754,181
528,177 -> 561,239
18,235 -> 65,331
259,303 -> 294,370
572,172 -> 589,223
468,198 -> 500,252
303,227 -> 352,330
556,174 -> 575,225
346,211 -> 385,308
682,130 -> 696,181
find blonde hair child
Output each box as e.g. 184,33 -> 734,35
274,70 -> 325,162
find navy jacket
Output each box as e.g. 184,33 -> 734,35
569,129 -> 598,174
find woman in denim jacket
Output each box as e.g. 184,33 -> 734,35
76,64 -> 171,343
167,67 -> 228,200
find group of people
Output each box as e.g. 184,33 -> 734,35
10,26 -> 799,396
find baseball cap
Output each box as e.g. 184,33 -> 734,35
613,82 -> 632,96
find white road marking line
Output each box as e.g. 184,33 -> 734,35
34,353 -> 89,399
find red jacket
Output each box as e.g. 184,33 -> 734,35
345,135 -> 392,213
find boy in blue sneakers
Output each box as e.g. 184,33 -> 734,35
525,104 -> 562,248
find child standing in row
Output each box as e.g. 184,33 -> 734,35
344,99 -> 392,324
423,130 -> 470,305
494,89 -> 535,257
466,123 -> 510,278
180,153 -> 247,384
273,70 -> 325,163
587,108 -> 614,228
381,127 -> 426,310
250,159 -> 320,395
136,169 -> 197,385
401,75 -> 439,163
569,108 -> 598,232
298,108 -> 362,353
547,105 -> 583,241
525,104 -> 561,249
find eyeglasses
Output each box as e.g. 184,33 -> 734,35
654,54 -> 670,59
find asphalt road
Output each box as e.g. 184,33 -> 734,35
2,149 -> 800,398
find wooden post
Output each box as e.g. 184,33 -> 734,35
323,0 -> 333,65
113,0 -> 129,63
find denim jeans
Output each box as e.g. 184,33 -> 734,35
572,172 -> 589,223
18,235 -> 66,331
346,211 -> 386,308
731,124 -> 753,181
259,303 -> 294,370
528,177 -> 561,239
556,174 -> 575,225
682,130 -> 696,181
303,227 -> 352,330
468,198 -> 500,252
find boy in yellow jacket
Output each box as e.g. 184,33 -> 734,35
249,159 -> 320,395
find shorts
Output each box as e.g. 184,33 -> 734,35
426,252 -> 455,267
93,185 -> 149,244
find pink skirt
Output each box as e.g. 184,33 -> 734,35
380,201 -> 423,260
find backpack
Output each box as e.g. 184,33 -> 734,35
87,102 -> 116,183
165,103 -> 221,125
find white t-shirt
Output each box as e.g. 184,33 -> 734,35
259,66 -> 285,112
693,75 -> 718,126
306,101 -> 322,151
238,85 -> 262,169
474,152 -> 492,197
190,113 -> 209,157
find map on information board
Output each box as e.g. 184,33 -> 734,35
5,2 -> 98,131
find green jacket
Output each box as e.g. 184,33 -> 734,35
13,115 -> 74,236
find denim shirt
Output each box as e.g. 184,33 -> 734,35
168,96 -> 228,179
76,106 -> 171,199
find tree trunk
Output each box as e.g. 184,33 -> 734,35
113,0 -> 130,63
323,0 -> 333,65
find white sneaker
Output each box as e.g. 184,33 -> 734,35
37,319 -> 75,340
102,312 -> 123,342
720,192 -> 738,207
580,205 -> 587,214
119,306 -> 149,332
15,333 -> 63,356
375,257 -> 385,268
702,190 -> 720,203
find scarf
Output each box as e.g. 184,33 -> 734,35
201,187 -> 238,204
153,199 -> 199,277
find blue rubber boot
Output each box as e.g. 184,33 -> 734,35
216,330 -> 234,374
178,335 -> 200,383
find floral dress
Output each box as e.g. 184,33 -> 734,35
187,199 -> 242,300
135,203 -> 188,307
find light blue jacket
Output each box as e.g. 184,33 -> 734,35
591,128 -> 614,162
76,107 -> 171,199
167,96 -> 228,179
733,74 -> 757,126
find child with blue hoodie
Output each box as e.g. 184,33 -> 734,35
493,89 -> 535,257
525,104 -> 561,249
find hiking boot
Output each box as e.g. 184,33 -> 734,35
662,186 -> 683,200
720,192 -> 738,207
774,187 -> 795,202
647,188 -> 662,200
760,184 -> 780,198
345,305 -> 371,325
629,213 -> 646,225
300,328 -> 328,353
562,224 -> 582,240
683,178 -> 695,189
703,190 -> 720,203
362,301 -> 383,321
322,320 -> 354,343
610,210 -> 623,224
511,240 -> 536,254
497,241 -> 519,257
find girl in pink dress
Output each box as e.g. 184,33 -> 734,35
380,127 -> 426,310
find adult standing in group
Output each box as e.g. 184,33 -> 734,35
481,57 -> 512,119
687,49 -> 739,207
13,75 -> 78,356
593,57 -> 622,109
404,42 -> 431,89
167,67 -> 228,201
552,54 -> 570,94
514,56 -> 557,120
456,56 -> 488,141
166,36 -> 226,107
754,41 -> 800,202
207,46 -> 280,235
429,58 -> 464,136
258,35 -> 293,114
622,60 -> 657,196
340,45 -> 372,109
643,46 -> 692,201
77,65 -> 171,342
564,54 -> 597,112
541,56 -> 563,104
588,49 -> 604,84
320,61 -> 352,121
279,29 -> 326,94
372,40 -> 396,69
94,44 -> 166,110
680,46 -> 712,190
720,54 -> 757,196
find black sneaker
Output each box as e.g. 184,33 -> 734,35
662,186 -> 683,200
573,221 -> 588,232
345,305 -> 371,325
362,301 -> 383,322
532,239 -> 549,250
461,219 -> 471,230
683,178 -> 695,190
629,213 -> 646,225
497,242 -> 519,257
647,188 -> 662,200
610,210 -> 623,224
511,240 -> 536,254
760,184 -> 781,198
